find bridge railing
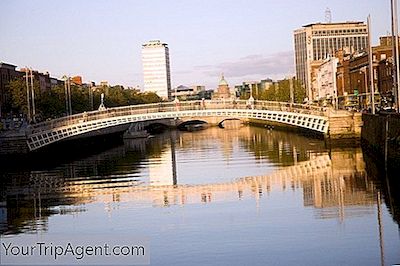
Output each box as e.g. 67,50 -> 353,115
27,100 -> 326,133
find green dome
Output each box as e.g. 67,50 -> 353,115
219,74 -> 228,86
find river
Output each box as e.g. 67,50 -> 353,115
1,125 -> 399,265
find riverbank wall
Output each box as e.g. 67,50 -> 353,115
361,113 -> 400,170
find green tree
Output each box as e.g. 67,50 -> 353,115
36,85 -> 65,119
6,79 -> 41,118
107,86 -> 128,107
257,79 -> 306,103
5,79 -> 165,121
70,85 -> 90,114
293,79 -> 306,103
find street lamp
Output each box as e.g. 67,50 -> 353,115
360,66 -> 368,109
61,75 -> 72,116
391,0 -> 400,112
247,88 -> 255,109
24,67 -> 31,122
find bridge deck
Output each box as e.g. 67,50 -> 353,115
25,100 -> 329,151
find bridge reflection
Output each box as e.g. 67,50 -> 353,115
0,127 -> 397,235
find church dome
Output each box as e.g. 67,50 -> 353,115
219,74 -> 228,86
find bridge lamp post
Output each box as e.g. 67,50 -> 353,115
248,88 -> 255,109
174,96 -> 180,111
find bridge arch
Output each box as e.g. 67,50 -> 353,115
218,118 -> 241,128
26,100 -> 329,151
177,120 -> 208,131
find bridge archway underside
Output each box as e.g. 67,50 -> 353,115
27,109 -> 328,151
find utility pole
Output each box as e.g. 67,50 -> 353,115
30,68 -> 36,122
289,76 -> 294,104
89,82 -> 93,110
63,76 -> 69,116
391,0 -> 400,112
67,77 -> 72,115
367,15 -> 376,114
25,67 -> 31,122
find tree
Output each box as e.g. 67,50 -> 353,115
4,78 -> 164,121
258,79 -> 306,103
293,79 -> 306,103
6,79 -> 40,118
36,85 -> 65,119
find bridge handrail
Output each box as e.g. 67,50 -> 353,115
27,100 -> 326,133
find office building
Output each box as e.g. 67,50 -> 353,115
142,40 -> 172,100
294,22 -> 368,100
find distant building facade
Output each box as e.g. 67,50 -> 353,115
294,21 -> 368,100
335,36 -> 394,98
142,40 -> 172,100
1,62 -> 65,119
0,62 -> 23,118
235,79 -> 273,98
212,74 -> 232,100
315,56 -> 339,100
171,85 -> 205,100
19,68 -> 53,93
100,81 -> 109,87
71,76 -> 82,86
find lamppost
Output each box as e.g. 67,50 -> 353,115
89,82 -> 94,111
24,67 -> 31,122
360,66 -> 368,109
391,0 -> 400,112
29,68 -> 36,122
285,75 -> 296,110
61,75 -> 72,116
98,93 -> 106,110
247,87 -> 255,109
367,15 -> 376,114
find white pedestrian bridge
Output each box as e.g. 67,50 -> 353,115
26,100 -> 329,151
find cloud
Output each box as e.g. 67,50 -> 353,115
196,51 -> 295,78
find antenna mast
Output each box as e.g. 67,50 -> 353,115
325,8 -> 332,23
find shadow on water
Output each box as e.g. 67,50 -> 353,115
362,143 -> 400,227
0,126 -> 399,239
0,133 -> 173,235
0,132 -> 126,171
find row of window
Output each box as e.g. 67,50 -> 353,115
312,37 -> 368,60
143,70 -> 169,75
312,28 -> 367,36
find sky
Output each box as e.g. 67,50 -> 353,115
0,0 -> 395,89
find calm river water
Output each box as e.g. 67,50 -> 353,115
1,125 -> 399,265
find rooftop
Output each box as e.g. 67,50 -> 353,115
302,21 -> 365,28
0,62 -> 17,70
303,21 -> 366,28
142,40 -> 168,48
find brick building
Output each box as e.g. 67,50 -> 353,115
0,62 -> 23,118
335,36 -> 395,105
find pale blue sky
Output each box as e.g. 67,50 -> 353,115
0,0 -> 394,89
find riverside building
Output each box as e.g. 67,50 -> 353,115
294,22 -> 368,100
141,40 -> 172,100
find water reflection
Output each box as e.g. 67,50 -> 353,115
2,126 -> 400,265
1,126 -> 394,236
